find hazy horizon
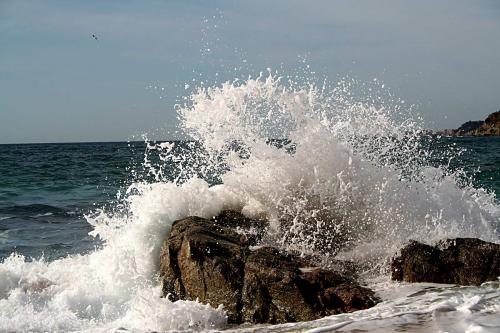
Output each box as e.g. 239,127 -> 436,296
2,0 -> 500,144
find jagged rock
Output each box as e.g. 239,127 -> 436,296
444,110 -> 500,136
455,120 -> 484,135
241,247 -> 318,323
159,216 -> 247,323
160,211 -> 379,324
211,210 -> 267,246
391,238 -> 500,285
436,110 -> 500,136
241,247 -> 375,323
473,110 -> 500,136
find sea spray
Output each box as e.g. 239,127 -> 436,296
178,74 -> 499,258
0,73 -> 498,332
0,181 -> 233,332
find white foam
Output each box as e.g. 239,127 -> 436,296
0,180 -> 237,332
179,74 -> 499,257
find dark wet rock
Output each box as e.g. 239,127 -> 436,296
241,251 -> 376,323
391,238 -> 500,285
298,252 -> 361,279
241,247 -> 318,323
210,210 -> 267,230
211,210 -> 267,246
160,211 -> 379,324
159,216 -> 247,323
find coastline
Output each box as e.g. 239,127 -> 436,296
436,110 -> 500,137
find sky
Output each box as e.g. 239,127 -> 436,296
1,0 -> 500,143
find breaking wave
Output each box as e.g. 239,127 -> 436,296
0,73 -> 498,332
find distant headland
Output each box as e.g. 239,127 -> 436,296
437,110 -> 500,136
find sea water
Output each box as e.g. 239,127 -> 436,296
0,75 -> 499,332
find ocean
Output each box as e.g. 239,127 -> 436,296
0,76 -> 499,332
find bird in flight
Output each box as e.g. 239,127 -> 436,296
92,34 -> 98,41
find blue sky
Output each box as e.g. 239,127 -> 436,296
1,0 -> 500,143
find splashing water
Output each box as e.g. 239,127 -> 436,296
0,74 -> 498,332
178,74 -> 498,260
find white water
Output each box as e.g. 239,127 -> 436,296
0,75 -> 499,332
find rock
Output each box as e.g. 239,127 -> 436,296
211,210 -> 267,246
473,110 -> 500,136
443,110 -> 500,136
241,247 -> 318,323
159,216 -> 247,323
391,238 -> 500,285
391,241 -> 442,283
160,211 -> 379,324
455,120 -> 484,135
241,247 -> 375,324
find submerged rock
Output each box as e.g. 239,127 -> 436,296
160,211 -> 378,324
391,238 -> 500,285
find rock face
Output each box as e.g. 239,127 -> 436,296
439,110 -> 500,136
240,247 -> 375,323
391,238 -> 500,285
454,120 -> 484,135
159,216 -> 247,323
160,211 -> 378,324
471,110 -> 500,136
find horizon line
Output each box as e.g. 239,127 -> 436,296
0,139 -> 192,145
